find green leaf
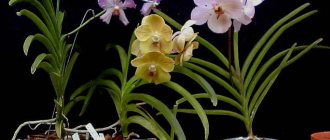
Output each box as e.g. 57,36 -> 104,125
174,66 -> 218,106
175,93 -> 244,115
183,62 -> 241,102
125,93 -> 186,140
17,9 -> 56,45
243,10 -> 317,92
70,81 -> 94,100
56,11 -> 64,32
242,3 -> 311,78
38,62 -> 54,74
23,34 -> 57,57
126,115 -> 171,140
106,44 -> 127,74
98,68 -> 123,85
162,82 -> 208,140
55,120 -> 63,138
50,72 -> 61,97
62,52 -> 79,95
176,109 -> 246,123
64,96 -> 85,115
189,57 -> 230,80
31,53 -> 47,74
248,43 -> 297,116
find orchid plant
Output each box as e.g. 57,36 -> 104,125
155,0 -> 329,139
10,0 -> 329,139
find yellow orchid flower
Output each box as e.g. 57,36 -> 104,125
131,51 -> 175,84
134,14 -> 173,55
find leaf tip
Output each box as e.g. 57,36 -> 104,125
16,11 -> 22,16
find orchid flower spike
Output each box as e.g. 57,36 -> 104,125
191,0 -> 244,33
233,0 -> 264,32
98,0 -> 136,25
141,0 -> 161,16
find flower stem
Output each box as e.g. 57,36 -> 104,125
63,10 -> 105,38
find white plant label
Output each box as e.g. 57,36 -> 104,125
86,123 -> 100,140
72,133 -> 80,140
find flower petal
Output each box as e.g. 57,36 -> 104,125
119,9 -> 129,25
191,7 -> 212,25
132,52 -> 174,72
160,40 -> 173,54
182,27 -> 194,41
173,35 -> 185,53
182,20 -> 196,30
183,41 -> 199,61
244,3 -> 255,18
135,25 -> 152,41
141,2 -> 153,16
221,0 -> 244,19
135,64 -> 153,83
249,0 -> 263,6
160,24 -> 173,41
100,8 -> 114,24
207,14 -> 231,33
131,39 -> 141,56
193,0 -> 213,8
236,14 -> 251,25
140,39 -> 160,54
153,66 -> 171,84
141,14 -> 166,31
233,19 -> 242,32
121,0 -> 136,8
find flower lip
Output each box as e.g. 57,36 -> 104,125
148,64 -> 157,76
151,35 -> 161,42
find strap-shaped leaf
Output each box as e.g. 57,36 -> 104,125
42,0 -> 58,34
183,62 -> 241,102
189,57 -> 230,80
241,3 -> 311,78
23,34 -> 57,57
50,72 -> 61,97
38,62 -> 54,74
176,109 -> 246,123
176,93 -> 244,115
243,10 -> 317,92
79,79 -> 121,116
17,9 -> 56,45
126,115 -> 171,140
125,93 -> 186,140
174,66 -> 218,106
31,53 -> 47,74
127,104 -> 170,138
98,68 -> 123,85
63,52 -> 79,89
162,82 -> 208,140
106,44 -> 127,75
56,11 -> 64,32
248,43 -> 297,115
70,81 -> 94,100
64,96 -> 85,115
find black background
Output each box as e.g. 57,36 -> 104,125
2,0 -> 330,139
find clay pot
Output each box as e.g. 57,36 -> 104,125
311,131 -> 330,140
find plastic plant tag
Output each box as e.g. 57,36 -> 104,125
72,133 -> 80,140
99,133 -> 105,140
86,123 -> 100,140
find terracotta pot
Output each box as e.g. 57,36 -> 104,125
311,131 -> 330,140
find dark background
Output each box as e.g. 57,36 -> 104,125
2,0 -> 330,139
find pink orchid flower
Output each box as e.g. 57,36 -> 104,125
191,0 -> 244,33
141,0 -> 161,16
98,0 -> 136,25
233,0 -> 264,32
